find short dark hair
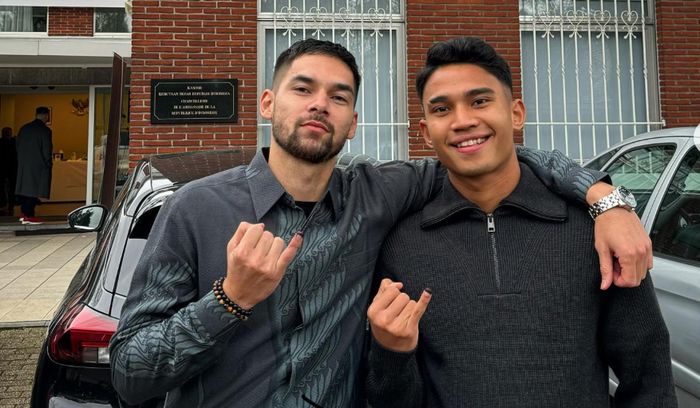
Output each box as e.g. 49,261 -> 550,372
272,39 -> 361,102
36,106 -> 50,115
416,37 -> 513,103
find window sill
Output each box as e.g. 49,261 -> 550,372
0,32 -> 48,38
93,32 -> 131,38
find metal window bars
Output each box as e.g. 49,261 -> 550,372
519,0 -> 663,164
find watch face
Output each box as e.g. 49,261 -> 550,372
617,186 -> 637,208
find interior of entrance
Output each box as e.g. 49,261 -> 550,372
0,86 -> 89,222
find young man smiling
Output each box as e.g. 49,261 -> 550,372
366,37 -> 676,407
111,38 -> 655,407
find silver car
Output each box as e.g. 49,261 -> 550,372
584,126 -> 700,407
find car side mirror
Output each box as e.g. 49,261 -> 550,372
68,205 -> 108,232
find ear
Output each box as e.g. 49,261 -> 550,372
419,119 -> 433,148
511,98 -> 526,131
346,111 -> 359,141
260,89 -> 274,120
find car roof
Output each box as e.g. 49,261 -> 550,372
119,147 -> 258,217
148,147 -> 258,184
617,127 -> 695,144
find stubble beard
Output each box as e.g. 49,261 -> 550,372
272,116 -> 346,164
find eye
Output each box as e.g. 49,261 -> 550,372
331,95 -> 349,104
431,105 -> 449,114
293,87 -> 311,94
473,98 -> 489,107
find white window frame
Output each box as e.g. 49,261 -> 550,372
93,6 -> 131,37
0,5 -> 48,36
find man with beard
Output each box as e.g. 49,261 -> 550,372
110,39 -> 652,407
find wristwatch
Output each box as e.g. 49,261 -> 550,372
588,186 -> 637,219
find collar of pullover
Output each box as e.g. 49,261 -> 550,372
420,162 -> 569,228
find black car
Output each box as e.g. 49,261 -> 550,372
30,148 -> 374,407
30,148 -> 258,407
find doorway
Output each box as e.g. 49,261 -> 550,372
0,85 -> 91,224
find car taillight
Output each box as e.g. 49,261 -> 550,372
49,303 -> 117,365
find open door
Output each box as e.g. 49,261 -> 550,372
98,53 -> 128,210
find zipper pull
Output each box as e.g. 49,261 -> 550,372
487,213 -> 495,233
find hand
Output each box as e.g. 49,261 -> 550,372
367,279 -> 432,352
594,208 -> 653,290
222,222 -> 303,309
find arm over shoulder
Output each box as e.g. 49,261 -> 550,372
516,145 -> 610,204
369,158 -> 445,222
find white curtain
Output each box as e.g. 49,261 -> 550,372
0,6 -> 34,32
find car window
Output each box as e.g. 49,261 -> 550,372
584,148 -> 620,171
115,206 -> 162,296
603,144 -> 676,216
651,147 -> 700,264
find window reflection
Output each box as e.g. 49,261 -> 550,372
604,144 -> 676,216
651,148 -> 700,263
95,8 -> 130,33
0,6 -> 47,32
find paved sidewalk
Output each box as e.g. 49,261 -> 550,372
0,232 -> 95,327
0,326 -> 44,408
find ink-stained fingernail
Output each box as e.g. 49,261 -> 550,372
424,288 -> 432,295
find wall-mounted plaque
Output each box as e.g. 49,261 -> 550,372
151,79 -> 238,124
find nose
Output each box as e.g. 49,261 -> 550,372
308,92 -> 330,115
451,104 -> 479,131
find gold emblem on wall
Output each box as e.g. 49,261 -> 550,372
71,99 -> 89,116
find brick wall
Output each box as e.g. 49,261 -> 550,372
48,7 -> 93,36
127,0 -> 699,164
129,0 -> 258,163
405,0 -> 521,159
656,1 -> 700,128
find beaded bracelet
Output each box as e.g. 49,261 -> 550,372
212,277 -> 253,321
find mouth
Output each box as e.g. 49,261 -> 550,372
300,120 -> 330,133
451,135 -> 491,153
454,137 -> 489,148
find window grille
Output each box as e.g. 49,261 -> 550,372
519,0 -> 662,163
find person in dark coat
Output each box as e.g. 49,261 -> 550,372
0,127 -> 18,216
15,106 -> 53,224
